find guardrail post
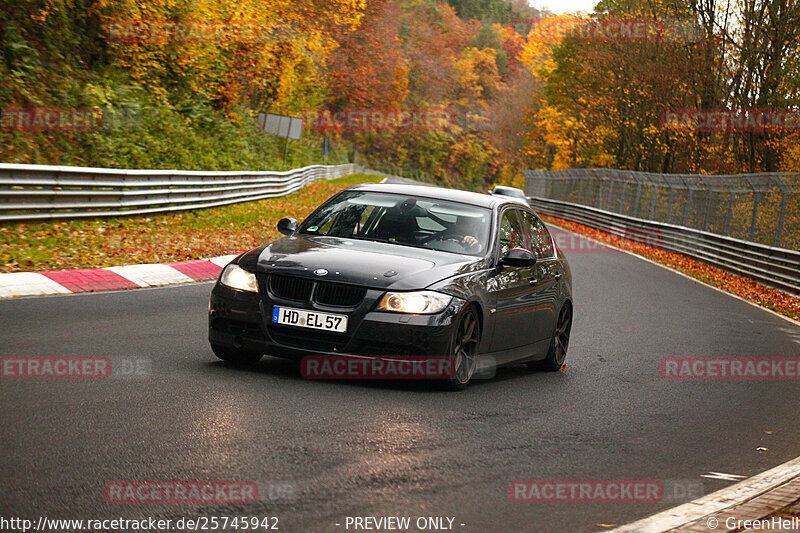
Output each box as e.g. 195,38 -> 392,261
703,189 -> 713,231
607,178 -> 615,211
667,186 -> 674,224
50,170 -> 60,217
775,177 -> 788,248
683,188 -> 692,227
749,192 -> 760,242
120,173 -> 128,211
594,177 -> 603,209
744,176 -> 759,243
564,175 -> 571,201
776,190 -> 786,247
650,184 -> 658,220
724,191 -> 734,235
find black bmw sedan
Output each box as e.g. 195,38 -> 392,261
208,183 -> 573,390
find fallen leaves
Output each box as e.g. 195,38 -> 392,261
0,174 -> 382,273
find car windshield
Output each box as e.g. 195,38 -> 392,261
299,191 -> 491,256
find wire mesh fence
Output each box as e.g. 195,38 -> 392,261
524,169 -> 800,250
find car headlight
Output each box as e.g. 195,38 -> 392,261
376,291 -> 452,314
220,264 -> 258,293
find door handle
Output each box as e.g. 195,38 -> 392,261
529,277 -> 538,286
554,272 -> 563,281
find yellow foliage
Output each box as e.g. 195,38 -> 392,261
778,133 -> 800,171
531,105 -> 579,169
454,47 -> 501,103
519,14 -> 583,79
89,0 -> 366,110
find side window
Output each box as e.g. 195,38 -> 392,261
498,209 -> 527,256
520,211 -> 555,258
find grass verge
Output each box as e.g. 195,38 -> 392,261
541,214 -> 800,322
1,174 -> 382,272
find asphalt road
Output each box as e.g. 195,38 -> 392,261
2,230 -> 799,532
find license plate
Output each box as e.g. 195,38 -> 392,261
271,306 -> 348,333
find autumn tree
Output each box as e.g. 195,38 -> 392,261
326,0 -> 409,109
91,0 -> 366,114
447,0 -> 516,23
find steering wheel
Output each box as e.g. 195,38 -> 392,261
426,233 -> 481,253
421,232 -> 459,244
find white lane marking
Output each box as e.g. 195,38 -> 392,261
778,327 -> 800,344
0,272 -> 72,297
105,264 -> 193,287
208,255 -> 239,268
610,455 -> 800,532
701,472 -> 747,481
545,222 -> 800,328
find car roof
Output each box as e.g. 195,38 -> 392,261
347,182 -> 515,209
492,186 -> 526,196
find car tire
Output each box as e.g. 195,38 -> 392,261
442,305 -> 481,391
528,304 -> 572,372
211,344 -> 263,366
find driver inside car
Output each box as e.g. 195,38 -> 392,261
432,214 -> 484,254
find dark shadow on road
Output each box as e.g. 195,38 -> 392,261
201,355 -> 566,393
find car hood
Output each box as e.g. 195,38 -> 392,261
237,234 -> 483,291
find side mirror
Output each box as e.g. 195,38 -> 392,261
277,218 -> 298,236
487,189 -> 493,195
500,248 -> 537,268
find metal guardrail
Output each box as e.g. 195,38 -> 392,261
527,196 -> 800,295
524,169 -> 800,250
0,163 -> 364,222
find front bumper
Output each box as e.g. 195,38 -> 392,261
208,283 -> 466,360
